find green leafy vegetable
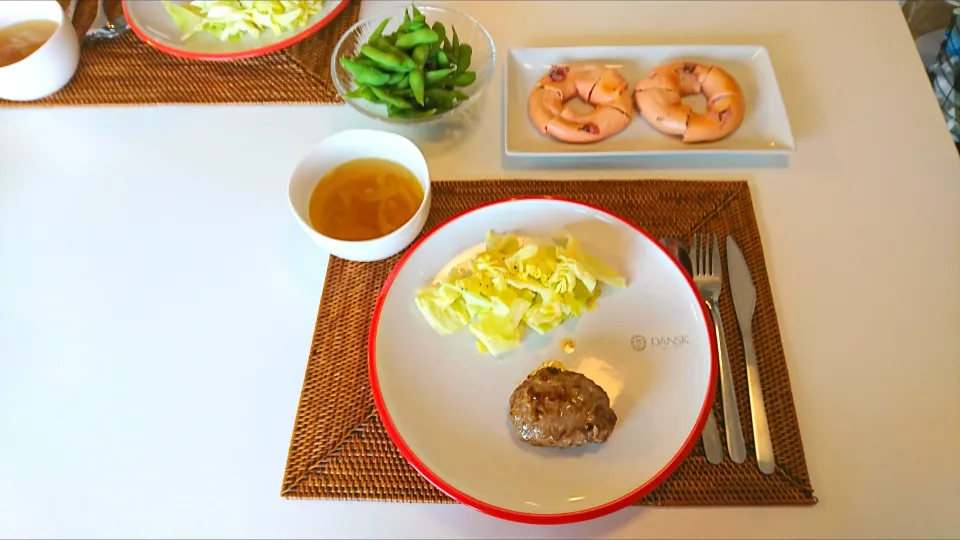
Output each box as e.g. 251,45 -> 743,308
414,232 -> 626,356
161,0 -> 325,42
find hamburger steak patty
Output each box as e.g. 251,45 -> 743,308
508,366 -> 618,448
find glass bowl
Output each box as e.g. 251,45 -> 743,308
330,4 -> 495,125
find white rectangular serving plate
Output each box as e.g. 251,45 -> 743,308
504,45 -> 795,158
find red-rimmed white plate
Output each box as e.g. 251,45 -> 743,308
122,0 -> 349,61
369,198 -> 717,525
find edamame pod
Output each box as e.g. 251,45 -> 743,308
425,68 -> 454,84
437,50 -> 450,69
412,43 -> 430,66
426,87 -> 467,101
345,85 -> 367,98
386,71 -> 406,85
341,57 -> 391,86
452,27 -> 460,57
425,74 -> 453,89
376,39 -> 417,71
442,36 -> 453,57
456,44 -> 472,73
392,73 -> 409,89
425,88 -> 465,109
388,107 -> 438,119
360,86 -> 379,102
370,86 -> 413,109
411,4 -> 425,21
431,21 -> 446,42
409,67 -> 426,106
453,70 -> 476,86
398,19 -> 425,33
360,44 -> 403,70
395,28 -> 440,50
367,17 -> 389,45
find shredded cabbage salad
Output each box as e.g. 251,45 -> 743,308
414,232 -> 626,356
161,0 -> 325,42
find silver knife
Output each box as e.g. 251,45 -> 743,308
725,236 -> 776,475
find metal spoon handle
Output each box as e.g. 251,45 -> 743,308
742,326 -> 775,474
708,298 -> 746,463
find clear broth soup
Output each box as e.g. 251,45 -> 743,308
0,19 -> 58,68
308,158 -> 425,241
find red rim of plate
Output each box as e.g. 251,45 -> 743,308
121,0 -> 351,61
368,196 -> 719,525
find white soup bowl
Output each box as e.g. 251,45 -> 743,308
288,129 -> 432,262
0,0 -> 79,102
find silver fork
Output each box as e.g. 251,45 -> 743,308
692,233 -> 747,463
66,0 -> 129,42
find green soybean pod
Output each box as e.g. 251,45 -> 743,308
389,107 -> 438,119
425,68 -> 454,84
442,35 -> 453,56
370,86 -> 413,109
367,17 -> 390,45
451,26 -> 460,57
395,28 -> 440,50
409,67 -> 426,106
355,57 -> 377,67
412,43 -> 430,66
361,86 -> 379,103
426,74 -> 452,89
403,8 -> 410,23
411,4 -> 425,21
436,50 -> 450,69
360,44 -> 403,69
453,70 -> 476,87
393,73 -> 409,89
341,57 -> 390,86
431,21 -> 446,42
386,71 -> 406,85
376,39 -> 417,71
424,87 -> 453,108
427,88 -> 467,102
456,44 -> 472,73
345,85 -> 367,98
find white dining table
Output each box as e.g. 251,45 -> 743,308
2,0 -> 959,538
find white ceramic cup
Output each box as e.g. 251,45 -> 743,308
0,0 -> 80,102
288,129 -> 433,263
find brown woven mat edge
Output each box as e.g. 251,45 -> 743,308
726,184 -> 816,500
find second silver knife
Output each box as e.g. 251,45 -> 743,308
725,235 -> 776,475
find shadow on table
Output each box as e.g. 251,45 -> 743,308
432,502 -> 645,537
501,151 -> 789,171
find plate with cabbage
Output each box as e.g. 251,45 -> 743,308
123,0 -> 349,60
369,197 -> 718,524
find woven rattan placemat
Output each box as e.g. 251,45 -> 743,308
0,0 -> 360,108
281,179 -> 817,506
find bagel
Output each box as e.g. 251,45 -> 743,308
633,61 -> 746,143
528,64 -> 633,144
